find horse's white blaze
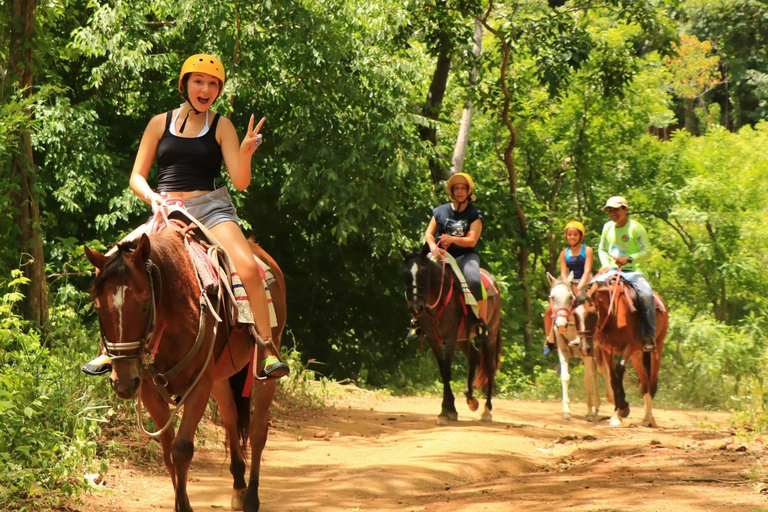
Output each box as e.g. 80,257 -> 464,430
410,262 -> 419,298
112,285 -> 127,341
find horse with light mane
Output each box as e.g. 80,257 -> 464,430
546,272 -> 613,421
572,273 -> 668,427
85,220 -> 285,512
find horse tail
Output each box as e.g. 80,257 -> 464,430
473,298 -> 502,391
228,364 -> 252,451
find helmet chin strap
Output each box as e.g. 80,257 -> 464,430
179,91 -> 201,134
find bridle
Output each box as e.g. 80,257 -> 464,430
97,259 -> 162,362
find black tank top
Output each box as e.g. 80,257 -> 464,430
156,110 -> 223,192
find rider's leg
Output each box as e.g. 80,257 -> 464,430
623,271 -> 656,352
543,303 -> 556,353
210,221 -> 289,378
458,253 -> 487,341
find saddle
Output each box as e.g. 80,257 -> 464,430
432,253 -> 498,319
604,274 -> 665,313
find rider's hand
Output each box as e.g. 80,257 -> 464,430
431,246 -> 446,260
147,193 -> 165,213
438,234 -> 452,248
240,114 -> 265,156
614,256 -> 629,266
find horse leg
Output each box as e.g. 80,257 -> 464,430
556,337 -> 573,420
430,337 -> 458,425
583,356 -> 599,422
243,379 -> 277,512
211,380 -> 248,510
171,374 -> 215,512
463,341 -> 480,413
480,329 -> 497,423
139,381 -> 176,487
630,351 -> 657,428
609,355 -> 630,427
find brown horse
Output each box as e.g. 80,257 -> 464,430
401,247 -> 502,425
572,276 -> 668,427
85,225 -> 286,512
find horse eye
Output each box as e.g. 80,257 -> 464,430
142,302 -> 151,313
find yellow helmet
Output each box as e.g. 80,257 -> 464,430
563,220 -> 585,239
178,54 -> 226,97
445,173 -> 477,201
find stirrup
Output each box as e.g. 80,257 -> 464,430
405,319 -> 422,342
260,356 -> 290,379
642,336 -> 656,353
81,354 -> 112,376
475,320 -> 489,342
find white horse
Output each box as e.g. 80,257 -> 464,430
546,272 -> 613,421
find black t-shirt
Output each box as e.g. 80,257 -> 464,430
156,111 -> 223,192
432,202 -> 483,257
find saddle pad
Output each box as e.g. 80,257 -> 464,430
480,269 -> 499,298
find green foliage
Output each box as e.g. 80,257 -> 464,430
0,275 -> 110,508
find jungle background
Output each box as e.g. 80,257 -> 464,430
2,0 -> 768,508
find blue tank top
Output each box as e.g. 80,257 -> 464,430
565,245 -> 586,279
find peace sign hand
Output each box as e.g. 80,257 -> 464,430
240,114 -> 265,156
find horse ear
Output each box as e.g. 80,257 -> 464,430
84,245 -> 107,271
420,243 -> 430,257
398,246 -> 410,260
133,233 -> 151,264
567,270 -> 574,283
546,272 -> 557,285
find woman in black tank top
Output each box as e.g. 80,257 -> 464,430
83,54 -> 288,379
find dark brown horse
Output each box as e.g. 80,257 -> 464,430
401,247 -> 502,425
85,225 -> 286,512
572,276 -> 668,427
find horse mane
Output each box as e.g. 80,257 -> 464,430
91,229 -> 193,299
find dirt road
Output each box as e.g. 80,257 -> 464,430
84,390 -> 767,512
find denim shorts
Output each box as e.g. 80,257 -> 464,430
167,187 -> 240,229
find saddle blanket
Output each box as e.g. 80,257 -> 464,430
428,252 -> 498,318
108,206 -> 277,328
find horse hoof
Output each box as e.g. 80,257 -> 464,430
609,417 -> 622,427
585,414 -> 596,423
643,417 -> 657,428
436,416 -> 450,426
481,410 -> 493,422
232,488 -> 247,510
619,407 -> 630,419
447,411 -> 458,421
562,412 -> 572,421
467,397 -> 479,412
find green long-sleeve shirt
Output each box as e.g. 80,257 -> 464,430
598,219 -> 652,277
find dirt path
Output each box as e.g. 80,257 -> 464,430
82,390 -> 767,512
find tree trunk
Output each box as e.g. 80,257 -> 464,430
419,45 -> 452,184
498,41 -> 533,350
451,19 -> 483,175
683,97 -> 699,136
6,0 -> 49,328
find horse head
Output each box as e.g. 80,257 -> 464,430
547,271 -> 575,334
572,281 -> 610,356
400,246 -> 433,317
85,233 -> 158,400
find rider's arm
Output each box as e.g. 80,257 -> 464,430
218,116 -> 252,191
578,246 -> 594,290
559,249 -> 569,280
424,217 -> 439,252
129,114 -> 166,204
442,218 -> 483,248
629,221 -> 652,264
597,223 -> 613,269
